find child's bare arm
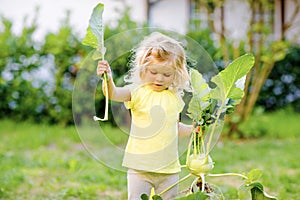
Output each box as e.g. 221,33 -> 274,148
178,122 -> 201,137
97,60 -> 131,102
178,122 -> 193,137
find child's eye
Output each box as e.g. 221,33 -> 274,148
164,74 -> 172,77
150,71 -> 157,75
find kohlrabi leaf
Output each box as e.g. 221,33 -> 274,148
235,75 -> 247,90
175,190 -> 209,199
210,54 -> 255,101
190,68 -> 211,99
246,169 -> 263,184
82,27 -> 98,49
241,169 -> 277,200
250,182 -> 277,200
82,3 -> 105,60
152,195 -> 163,200
82,3 -> 108,121
140,193 -> 149,200
187,68 -> 211,122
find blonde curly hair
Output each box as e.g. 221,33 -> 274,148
124,32 -> 190,96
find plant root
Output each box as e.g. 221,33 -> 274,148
192,177 -> 214,193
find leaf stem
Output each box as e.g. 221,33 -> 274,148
193,130 -> 197,156
158,173 -> 193,196
186,132 -> 193,164
103,72 -> 108,119
201,130 -> 205,155
208,172 -> 248,179
200,174 -> 205,192
205,100 -> 225,157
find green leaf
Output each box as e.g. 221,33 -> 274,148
82,27 -> 98,49
250,182 -> 277,200
187,97 -> 205,122
82,3 -> 109,121
187,68 -> 211,121
190,68 -> 211,100
210,54 -> 255,101
152,195 -> 163,200
175,191 -> 210,200
141,193 -> 149,200
246,169 -> 263,184
82,3 -> 105,60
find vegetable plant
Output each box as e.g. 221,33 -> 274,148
143,54 -> 277,200
82,3 -> 108,121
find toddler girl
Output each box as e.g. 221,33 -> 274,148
97,32 -> 194,200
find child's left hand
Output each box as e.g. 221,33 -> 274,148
195,125 -> 201,133
192,122 -> 203,135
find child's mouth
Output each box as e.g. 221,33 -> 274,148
150,83 -> 165,91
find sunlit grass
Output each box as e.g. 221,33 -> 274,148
239,106 -> 300,138
0,120 -> 127,199
208,138 -> 300,199
0,108 -> 299,199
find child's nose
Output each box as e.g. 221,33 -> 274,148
156,74 -> 164,82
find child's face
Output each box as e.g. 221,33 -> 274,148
142,64 -> 175,92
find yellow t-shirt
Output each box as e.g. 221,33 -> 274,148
123,85 -> 184,173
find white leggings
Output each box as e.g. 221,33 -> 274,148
127,169 -> 179,200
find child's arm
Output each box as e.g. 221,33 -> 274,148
97,60 -> 131,102
178,122 -> 201,137
178,122 -> 193,137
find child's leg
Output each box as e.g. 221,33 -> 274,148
154,173 -> 179,200
127,169 -> 153,200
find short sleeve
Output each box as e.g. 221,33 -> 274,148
124,101 -> 133,109
176,94 -> 185,113
123,84 -> 137,110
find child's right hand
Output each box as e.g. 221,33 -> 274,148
97,60 -> 112,79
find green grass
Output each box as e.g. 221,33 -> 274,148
239,106 -> 300,138
0,108 -> 299,199
208,138 -> 300,199
0,120 -> 127,200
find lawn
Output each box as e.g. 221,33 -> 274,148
0,108 -> 299,199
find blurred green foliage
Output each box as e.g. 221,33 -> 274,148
0,6 -> 143,126
258,46 -> 300,112
0,6 -> 299,126
0,16 -> 49,123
